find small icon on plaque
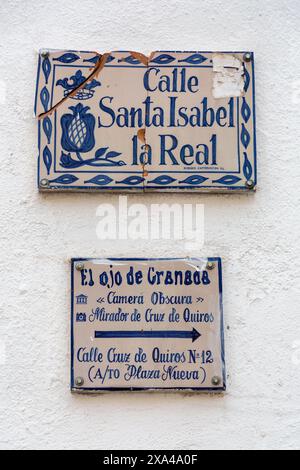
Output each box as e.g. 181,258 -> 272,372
76,313 -> 87,322
76,294 -> 88,305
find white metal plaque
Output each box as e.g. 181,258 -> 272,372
71,258 -> 226,392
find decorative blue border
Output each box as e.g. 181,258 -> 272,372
36,50 -> 257,191
70,257 -> 226,393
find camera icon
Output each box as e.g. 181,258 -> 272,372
76,313 -> 87,322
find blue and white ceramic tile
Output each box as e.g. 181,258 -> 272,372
71,257 -> 226,392
35,50 -> 257,192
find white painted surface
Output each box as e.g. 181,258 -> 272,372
0,0 -> 299,451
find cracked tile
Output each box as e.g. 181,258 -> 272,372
35,50 -> 256,192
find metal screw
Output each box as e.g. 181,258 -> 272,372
212,376 -> 221,386
245,179 -> 255,189
41,50 -> 49,59
206,261 -> 215,271
75,262 -> 85,271
243,52 -> 252,62
40,178 -> 49,188
75,377 -> 84,387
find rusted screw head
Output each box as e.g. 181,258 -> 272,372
75,377 -> 84,387
75,262 -> 85,271
245,179 -> 255,189
206,261 -> 215,271
40,178 -> 49,188
243,52 -> 252,62
212,376 -> 221,386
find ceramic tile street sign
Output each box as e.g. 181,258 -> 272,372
71,258 -> 226,392
35,50 -> 256,192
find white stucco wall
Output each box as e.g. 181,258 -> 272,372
0,0 -> 299,451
